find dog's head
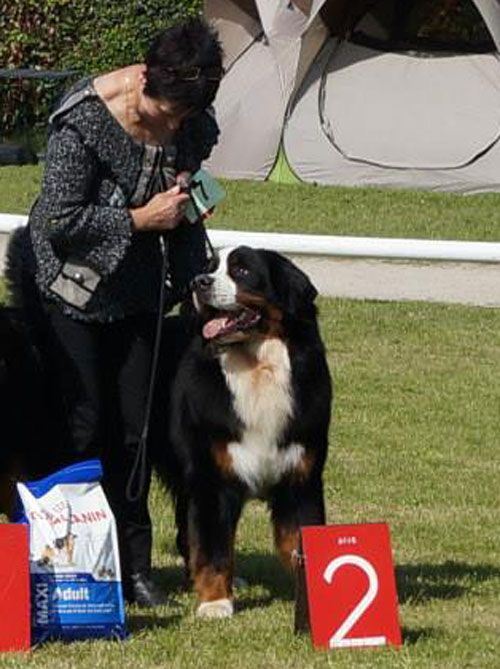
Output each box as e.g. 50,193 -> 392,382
191,246 -> 318,344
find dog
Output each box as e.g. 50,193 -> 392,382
167,246 -> 332,619
37,532 -> 77,568
55,532 -> 77,565
0,306 -> 58,516
0,230 -> 69,517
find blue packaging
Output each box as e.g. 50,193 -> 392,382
15,459 -> 126,643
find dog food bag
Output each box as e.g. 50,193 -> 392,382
15,459 -> 126,643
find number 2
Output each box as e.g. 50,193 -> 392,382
323,554 -> 387,648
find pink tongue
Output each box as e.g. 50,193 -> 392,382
203,317 -> 229,340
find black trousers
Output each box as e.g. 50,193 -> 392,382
42,302 -> 158,578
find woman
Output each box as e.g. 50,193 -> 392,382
11,18 -> 224,607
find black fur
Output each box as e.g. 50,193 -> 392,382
164,247 -> 332,612
0,306 -> 69,514
0,230 -> 76,513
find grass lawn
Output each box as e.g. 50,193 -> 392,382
0,169 -> 498,665
1,165 -> 500,241
0,297 -> 498,668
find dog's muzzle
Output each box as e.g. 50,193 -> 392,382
190,274 -> 214,293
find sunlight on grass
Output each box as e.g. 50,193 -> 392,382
1,298 -> 498,668
1,165 -> 500,241
0,165 -> 498,667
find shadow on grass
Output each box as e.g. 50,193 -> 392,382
396,560 -> 500,604
151,563 -> 187,593
234,552 -> 295,612
237,552 -> 293,590
124,564 -> 185,633
401,626 -> 436,645
150,550 -> 294,614
398,562 -> 500,645
127,610 -> 182,633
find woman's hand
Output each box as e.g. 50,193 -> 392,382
129,184 -> 190,232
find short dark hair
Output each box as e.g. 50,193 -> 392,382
144,18 -> 223,113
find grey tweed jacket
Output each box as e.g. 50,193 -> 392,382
23,77 -> 219,322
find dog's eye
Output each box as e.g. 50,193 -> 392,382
232,266 -> 250,279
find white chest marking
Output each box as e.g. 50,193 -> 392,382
220,339 -> 304,494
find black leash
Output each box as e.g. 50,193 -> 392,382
126,179 -> 216,503
126,232 -> 170,503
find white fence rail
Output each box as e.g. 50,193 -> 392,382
1,213 -> 500,263
209,230 -> 500,263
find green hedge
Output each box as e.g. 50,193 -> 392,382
0,0 -> 202,137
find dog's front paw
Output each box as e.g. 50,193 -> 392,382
196,598 -> 234,619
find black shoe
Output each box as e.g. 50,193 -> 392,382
123,572 -> 167,608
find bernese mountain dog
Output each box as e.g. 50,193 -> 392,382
169,246 -> 332,619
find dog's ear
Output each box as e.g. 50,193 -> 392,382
261,250 -> 318,319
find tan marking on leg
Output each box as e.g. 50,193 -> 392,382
192,565 -> 233,603
211,441 -> 235,479
189,530 -> 235,603
274,524 -> 300,572
290,450 -> 316,484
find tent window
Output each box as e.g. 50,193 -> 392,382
352,0 -> 495,53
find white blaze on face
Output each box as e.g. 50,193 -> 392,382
204,247 -> 239,310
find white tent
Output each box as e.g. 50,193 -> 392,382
204,0 -> 500,193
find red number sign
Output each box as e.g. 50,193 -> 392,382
0,524 -> 31,651
301,523 -> 402,650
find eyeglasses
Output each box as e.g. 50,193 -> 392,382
165,66 -> 225,82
